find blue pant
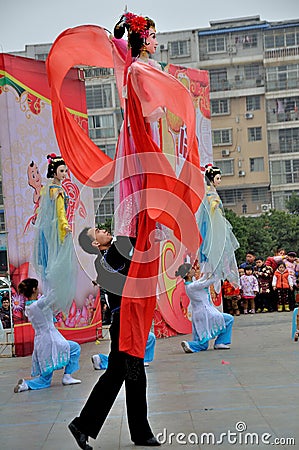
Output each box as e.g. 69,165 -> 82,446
26,340 -> 81,390
187,313 -> 234,353
99,331 -> 156,369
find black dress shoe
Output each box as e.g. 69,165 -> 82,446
68,421 -> 93,450
134,436 -> 161,446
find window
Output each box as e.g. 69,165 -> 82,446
244,64 -> 260,80
88,114 -> 115,138
242,33 -> 257,48
270,159 -> 299,185
248,127 -> 262,142
207,37 -> 225,53
211,99 -> 230,115
209,69 -> 228,91
36,54 -> 48,61
218,189 -> 242,205
169,40 -> 190,57
214,159 -> 234,175
86,84 -> 113,109
212,129 -> 232,146
250,157 -> 264,172
251,187 -> 269,202
84,68 -> 114,78
279,128 -> 299,153
266,64 -> 299,91
246,96 -> 261,111
95,200 -> 114,223
265,32 -> 299,49
99,144 -> 116,159
0,211 -> 5,231
0,181 -> 3,205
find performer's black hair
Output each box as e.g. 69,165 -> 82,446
78,227 -> 99,255
18,278 -> 39,299
175,263 -> 192,280
114,14 -> 156,57
46,154 -> 66,179
205,165 -> 222,185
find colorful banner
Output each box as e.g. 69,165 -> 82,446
0,54 -> 101,355
155,65 -> 217,338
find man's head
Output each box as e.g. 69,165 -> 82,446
1,298 -> 10,310
255,257 -> 264,268
246,252 -> 256,264
78,227 -> 113,254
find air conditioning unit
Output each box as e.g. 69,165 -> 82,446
227,45 -> 237,54
238,170 -> 246,177
245,113 -> 254,119
160,44 -> 168,50
261,204 -> 271,212
221,149 -> 230,157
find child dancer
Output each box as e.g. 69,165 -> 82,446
176,263 -> 234,353
14,278 -> 81,393
272,261 -> 293,312
240,265 -> 259,314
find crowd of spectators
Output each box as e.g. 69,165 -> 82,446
222,249 -> 299,315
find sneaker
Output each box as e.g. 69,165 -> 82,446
256,308 -> 262,313
91,354 -> 102,370
214,343 -> 230,350
249,309 -> 255,314
235,310 -> 240,316
277,305 -> 283,312
284,305 -> 290,312
243,309 -> 248,314
62,375 -> 81,385
262,308 -> 268,313
144,362 -> 149,367
14,378 -> 29,393
294,330 -> 299,342
181,341 -> 193,353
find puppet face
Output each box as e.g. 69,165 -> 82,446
145,27 -> 158,54
27,162 -> 42,190
54,164 -> 68,182
212,174 -> 221,187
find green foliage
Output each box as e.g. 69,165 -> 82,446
285,192 -> 299,215
224,208 -> 299,265
96,217 -> 113,233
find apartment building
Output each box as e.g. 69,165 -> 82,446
155,16 -> 299,215
4,15 -> 299,221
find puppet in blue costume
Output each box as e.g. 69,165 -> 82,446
33,154 -> 76,313
196,165 -> 240,293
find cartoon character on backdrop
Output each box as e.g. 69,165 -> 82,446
24,160 -> 43,231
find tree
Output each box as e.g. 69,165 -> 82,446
285,193 -> 299,215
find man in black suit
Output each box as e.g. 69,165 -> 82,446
68,227 -> 160,449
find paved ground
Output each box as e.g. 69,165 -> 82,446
1,311 -> 298,450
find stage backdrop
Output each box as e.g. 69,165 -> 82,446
154,64 -> 221,338
0,54 -> 101,356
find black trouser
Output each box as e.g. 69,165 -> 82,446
73,312 -> 153,442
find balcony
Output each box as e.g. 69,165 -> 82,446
264,46 -> 299,60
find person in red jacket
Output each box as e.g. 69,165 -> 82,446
272,261 -> 294,312
222,280 -> 241,316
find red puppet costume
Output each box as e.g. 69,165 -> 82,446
46,16 -> 204,359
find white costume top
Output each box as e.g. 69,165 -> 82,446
25,295 -> 70,377
185,276 -> 225,344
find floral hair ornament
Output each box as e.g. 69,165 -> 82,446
124,12 -> 150,38
47,153 -> 57,164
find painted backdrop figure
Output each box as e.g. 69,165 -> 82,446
14,278 -> 81,393
33,154 -> 76,313
197,165 -> 239,292
176,264 -> 234,353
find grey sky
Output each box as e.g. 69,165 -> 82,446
1,0 -> 299,52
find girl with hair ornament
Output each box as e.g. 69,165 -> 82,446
33,154 -> 76,313
175,263 -> 234,353
196,164 -> 240,292
14,278 -> 81,393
